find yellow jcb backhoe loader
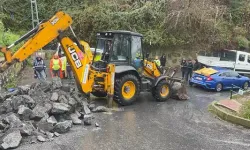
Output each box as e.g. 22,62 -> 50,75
0,11 -> 187,106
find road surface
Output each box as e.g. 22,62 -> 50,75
16,84 -> 250,150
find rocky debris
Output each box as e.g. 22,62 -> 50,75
95,123 -> 99,127
92,106 -> 109,112
19,122 -> 34,136
53,120 -> 72,133
37,121 -> 54,132
52,77 -> 62,89
30,105 -> 48,119
61,84 -> 71,92
50,92 -> 59,101
0,121 -> 7,130
171,82 -> 189,100
1,130 -> 22,149
47,116 -> 57,125
83,115 -> 92,126
3,113 -> 23,128
70,113 -> 82,125
45,132 -> 54,139
0,80 -> 103,149
37,135 -> 46,142
18,85 -> 30,95
88,104 -> 95,111
51,103 -> 71,114
59,95 -> 68,104
18,105 -> 33,120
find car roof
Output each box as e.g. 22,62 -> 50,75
211,67 -> 231,72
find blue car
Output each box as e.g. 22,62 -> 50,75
189,67 -> 249,92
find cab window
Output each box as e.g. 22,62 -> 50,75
131,36 -> 142,60
111,34 -> 130,61
239,54 -> 245,62
248,55 -> 250,63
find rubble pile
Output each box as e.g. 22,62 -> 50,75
0,78 -> 108,149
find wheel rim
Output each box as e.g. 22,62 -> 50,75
244,82 -> 248,89
217,84 -> 222,91
160,85 -> 169,97
122,81 -> 136,100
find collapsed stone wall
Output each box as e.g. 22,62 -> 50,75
0,61 -> 25,90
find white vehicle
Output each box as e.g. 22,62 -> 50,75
197,49 -> 250,75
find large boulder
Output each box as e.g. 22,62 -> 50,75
17,105 -> 34,121
51,103 -> 71,114
53,121 -> 72,133
70,113 -> 82,125
1,130 -> 22,149
30,105 -> 48,120
50,92 -> 59,102
47,116 -> 57,125
3,113 -> 23,128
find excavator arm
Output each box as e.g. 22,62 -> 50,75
0,11 -> 72,71
0,11 -> 104,95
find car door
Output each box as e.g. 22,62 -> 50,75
229,71 -> 241,87
219,72 -> 232,88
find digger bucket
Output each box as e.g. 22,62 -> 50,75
167,67 -> 189,100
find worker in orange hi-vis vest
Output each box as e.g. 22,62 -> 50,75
50,54 -> 62,78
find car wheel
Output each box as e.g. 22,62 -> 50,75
243,82 -> 249,90
215,83 -> 223,92
189,82 -> 193,87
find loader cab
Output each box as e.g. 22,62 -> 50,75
95,30 -> 143,68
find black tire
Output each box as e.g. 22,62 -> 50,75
152,80 -> 172,102
243,81 -> 249,90
114,74 -> 140,106
91,91 -> 107,97
189,82 -> 193,86
215,83 -> 223,92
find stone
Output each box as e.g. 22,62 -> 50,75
68,97 -> 77,107
3,113 -> 23,128
54,132 -> 60,137
1,130 -> 22,149
83,115 -> 92,126
30,105 -> 47,119
21,95 -> 35,108
1,98 -> 13,113
70,113 -> 82,125
75,111 -> 81,118
45,132 -> 54,139
59,95 -> 68,104
0,121 -> 7,130
51,103 -> 71,114
18,85 -> 30,94
53,121 -> 72,133
40,113 -> 49,122
61,84 -> 71,92
88,104 -> 95,110
83,105 -> 91,115
44,102 -> 52,113
37,135 -> 46,142
52,78 -> 62,89
11,96 -> 26,111
47,116 -> 57,125
50,92 -> 59,101
18,105 -> 33,120
19,122 -> 34,136
95,123 -> 99,127
37,121 -> 54,132
92,106 -> 109,113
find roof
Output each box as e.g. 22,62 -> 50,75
98,30 -> 143,37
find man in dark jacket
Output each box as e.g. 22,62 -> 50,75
160,54 -> 166,67
186,59 -> 193,81
193,59 -> 200,71
33,56 -> 46,81
181,58 -> 187,79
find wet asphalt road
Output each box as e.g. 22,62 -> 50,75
17,85 -> 250,150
